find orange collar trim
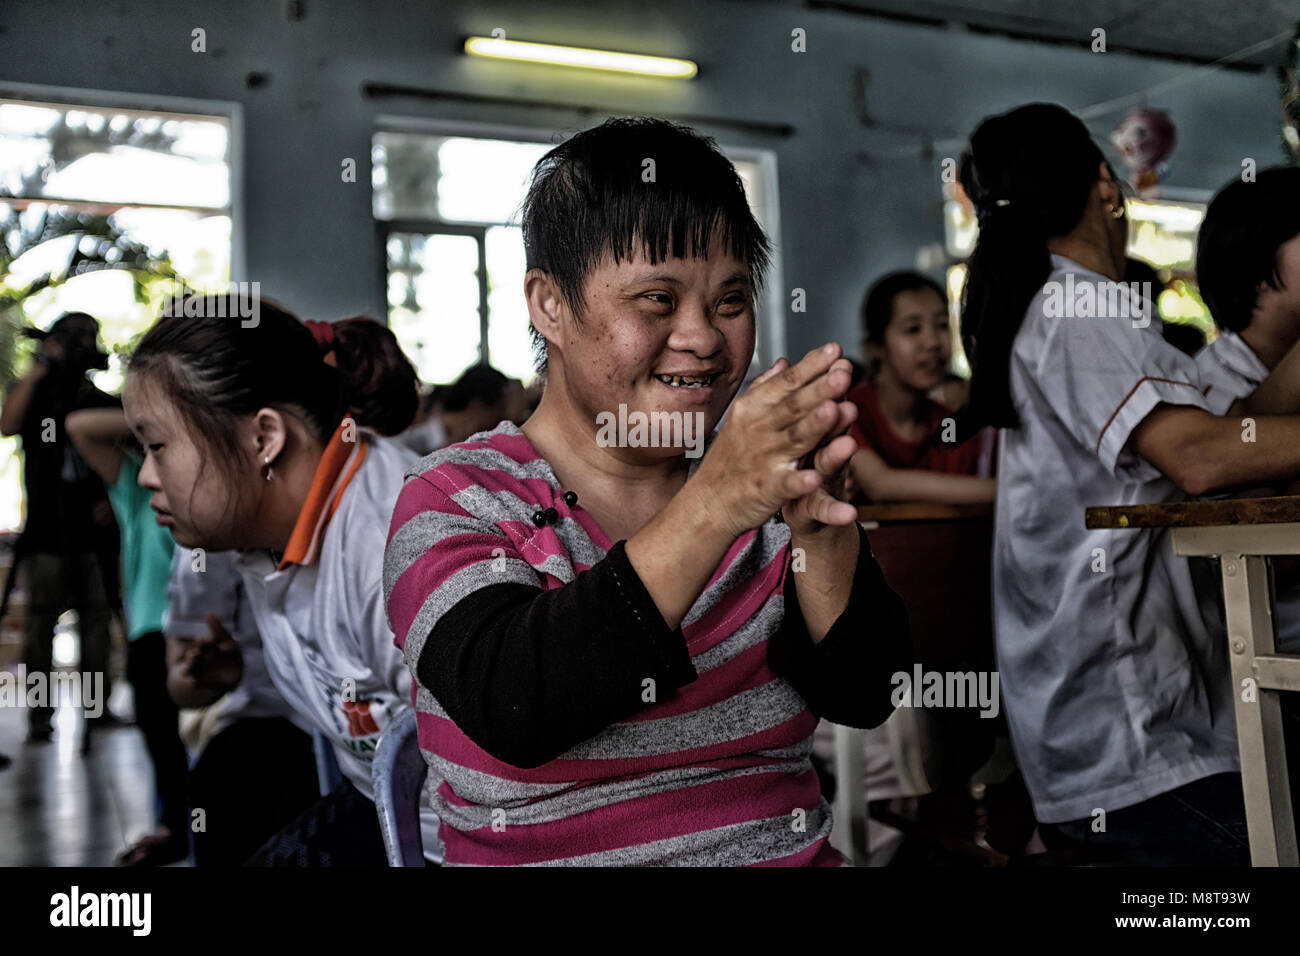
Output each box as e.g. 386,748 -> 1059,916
277,420 -> 368,571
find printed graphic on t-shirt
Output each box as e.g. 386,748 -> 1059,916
342,699 -> 381,738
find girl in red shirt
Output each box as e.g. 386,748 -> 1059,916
847,272 -> 996,502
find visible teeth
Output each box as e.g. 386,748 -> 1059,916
657,374 -> 712,388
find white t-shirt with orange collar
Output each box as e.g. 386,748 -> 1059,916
237,421 -> 441,862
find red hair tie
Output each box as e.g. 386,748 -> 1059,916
304,320 -> 335,352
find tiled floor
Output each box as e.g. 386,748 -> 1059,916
0,664 -> 175,867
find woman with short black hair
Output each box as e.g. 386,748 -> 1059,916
385,117 -> 912,866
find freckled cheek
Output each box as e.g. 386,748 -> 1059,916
605,337 -> 657,386
733,334 -> 755,365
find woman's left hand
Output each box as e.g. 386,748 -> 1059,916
780,419 -> 860,537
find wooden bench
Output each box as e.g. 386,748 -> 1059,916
1086,496 -> 1300,866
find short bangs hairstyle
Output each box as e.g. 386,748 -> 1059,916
521,116 -> 771,373
1198,167 -> 1300,333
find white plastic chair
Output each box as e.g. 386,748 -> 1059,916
372,707 -> 428,866
312,729 -> 343,796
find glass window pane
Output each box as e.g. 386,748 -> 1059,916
733,159 -> 768,227
105,209 -> 231,289
373,131 -> 548,224
0,97 -> 232,534
1,201 -> 231,394
371,132 -> 441,220
0,100 -> 230,208
485,225 -> 534,381
1126,199 -> 1211,336
387,231 -> 483,384
436,138 -> 549,224
375,134 -> 779,385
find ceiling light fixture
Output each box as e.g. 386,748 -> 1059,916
464,37 -> 697,79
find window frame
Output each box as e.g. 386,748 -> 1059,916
0,81 -> 244,281
0,82 -> 240,535
372,115 -> 785,371
378,219 -> 491,365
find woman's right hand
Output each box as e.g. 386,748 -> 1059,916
691,342 -> 857,539
188,616 -> 243,692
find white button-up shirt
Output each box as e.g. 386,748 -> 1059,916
1196,329 -> 1269,416
994,254 -> 1238,823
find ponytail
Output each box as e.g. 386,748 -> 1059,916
329,316 -> 418,436
958,204 -> 1054,430
957,103 -> 1106,432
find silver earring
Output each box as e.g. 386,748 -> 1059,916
264,456 -> 274,482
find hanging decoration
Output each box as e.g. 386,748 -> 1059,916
1110,107 -> 1177,196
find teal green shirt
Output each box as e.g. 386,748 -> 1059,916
107,455 -> 175,640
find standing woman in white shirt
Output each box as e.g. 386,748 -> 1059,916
956,103 -> 1300,865
121,296 -> 436,866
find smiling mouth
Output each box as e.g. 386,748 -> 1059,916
654,373 -> 719,389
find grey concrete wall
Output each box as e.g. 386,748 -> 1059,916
0,0 -> 1285,360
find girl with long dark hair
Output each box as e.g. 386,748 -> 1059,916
959,103 -> 1300,865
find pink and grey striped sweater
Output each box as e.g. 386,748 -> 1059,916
383,422 -> 909,866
